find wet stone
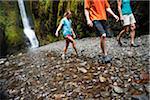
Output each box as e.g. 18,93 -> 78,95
0,58 -> 7,65
128,78 -> 132,82
18,53 -> 23,56
80,62 -> 87,66
99,75 -> 107,83
116,68 -> 119,73
100,91 -> 110,98
77,67 -> 87,73
111,76 -> 117,81
86,85 -> 93,89
4,61 -> 10,66
131,94 -> 149,100
95,93 -> 100,98
104,70 -> 108,74
36,65 -> 41,68
113,86 -> 124,94
18,62 -> 25,67
144,84 -> 150,93
120,67 -> 126,72
50,88 -> 57,93
50,57 -> 55,60
93,72 -> 100,76
131,83 -> 144,92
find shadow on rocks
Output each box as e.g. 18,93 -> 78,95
0,91 -> 9,100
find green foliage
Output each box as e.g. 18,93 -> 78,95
0,1 -> 23,48
57,0 -> 63,24
70,0 -> 78,15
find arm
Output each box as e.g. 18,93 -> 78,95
55,23 -> 63,37
84,9 -> 90,23
84,0 -> 93,27
85,9 -> 93,27
71,28 -> 76,38
117,0 -> 123,20
106,8 -> 119,22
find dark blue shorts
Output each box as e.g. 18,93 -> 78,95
93,20 -> 111,37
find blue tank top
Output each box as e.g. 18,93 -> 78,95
121,0 -> 132,15
60,17 -> 72,37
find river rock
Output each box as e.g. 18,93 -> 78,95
0,58 -> 6,65
100,91 -> 110,98
77,67 -> 87,73
18,62 -> 25,67
99,75 -> 107,82
144,84 -> 150,93
113,86 -> 124,94
131,94 -> 149,100
80,62 -> 87,66
4,61 -> 9,66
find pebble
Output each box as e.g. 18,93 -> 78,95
144,84 -> 150,93
51,88 -> 57,92
131,94 -> 149,100
18,53 -> 23,56
99,75 -> 107,82
0,60 -> 5,65
4,61 -> 9,66
101,91 -> 110,98
77,67 -> 87,73
18,62 -> 25,67
113,86 -> 124,94
80,62 -> 87,66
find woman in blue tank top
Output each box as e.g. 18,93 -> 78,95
117,0 -> 138,47
55,10 -> 78,59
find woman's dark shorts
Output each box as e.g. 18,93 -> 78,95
93,20 -> 111,37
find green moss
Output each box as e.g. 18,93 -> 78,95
70,0 -> 78,14
57,0 -> 63,25
40,34 -> 60,46
0,1 -> 23,48
6,26 -> 22,46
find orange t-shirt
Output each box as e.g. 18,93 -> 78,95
84,0 -> 110,21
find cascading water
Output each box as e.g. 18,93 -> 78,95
18,0 -> 39,49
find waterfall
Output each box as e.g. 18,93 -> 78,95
18,0 -> 39,49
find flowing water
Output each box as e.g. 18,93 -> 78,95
18,0 -> 39,49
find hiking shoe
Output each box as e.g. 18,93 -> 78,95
61,54 -> 66,60
131,43 -> 139,47
102,55 -> 113,64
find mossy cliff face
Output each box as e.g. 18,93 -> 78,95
0,1 -> 24,54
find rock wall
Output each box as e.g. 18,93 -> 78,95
0,1 -> 24,55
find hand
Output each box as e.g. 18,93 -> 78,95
55,31 -> 59,37
87,19 -> 93,27
73,33 -> 76,39
120,15 -> 124,20
114,15 -> 119,22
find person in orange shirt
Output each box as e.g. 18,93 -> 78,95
84,0 -> 119,63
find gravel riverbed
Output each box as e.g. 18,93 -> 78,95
0,35 -> 149,100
